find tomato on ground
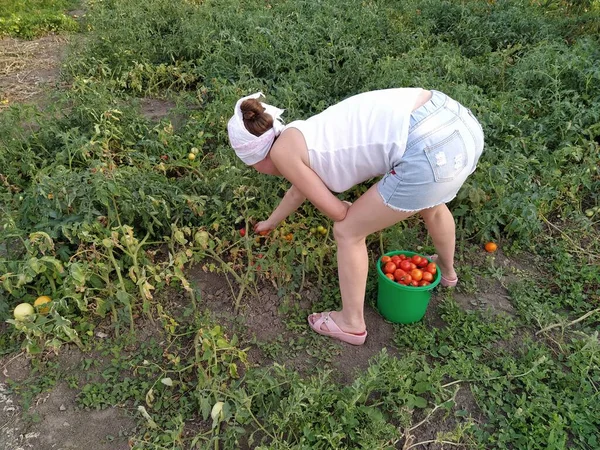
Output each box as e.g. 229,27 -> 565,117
485,242 -> 498,252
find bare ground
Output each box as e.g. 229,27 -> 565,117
0,35 -> 68,109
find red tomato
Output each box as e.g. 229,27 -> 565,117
259,230 -> 269,236
422,271 -> 434,282
485,242 -> 498,253
398,273 -> 412,285
381,255 -> 391,264
409,262 -> 417,270
391,255 -> 401,265
239,228 -> 246,237
393,269 -> 407,281
412,255 -> 423,265
425,263 -> 437,275
410,269 -> 423,282
385,273 -> 395,280
410,280 -> 419,287
417,258 -> 429,268
419,280 -> 431,286
398,254 -> 407,260
384,262 -> 397,274
399,260 -> 412,271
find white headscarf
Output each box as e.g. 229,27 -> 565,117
227,92 -> 285,165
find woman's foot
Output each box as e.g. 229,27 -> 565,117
430,254 -> 458,286
308,311 -> 366,335
308,311 -> 367,345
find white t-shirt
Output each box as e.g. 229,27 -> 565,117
284,88 -> 423,193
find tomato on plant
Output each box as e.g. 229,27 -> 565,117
239,228 -> 246,237
34,296 -> 52,314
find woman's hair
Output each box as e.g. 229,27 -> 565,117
240,98 -> 274,137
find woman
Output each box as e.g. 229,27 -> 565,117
227,88 -> 484,345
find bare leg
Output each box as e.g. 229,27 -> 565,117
420,204 -> 457,281
309,184 -> 416,334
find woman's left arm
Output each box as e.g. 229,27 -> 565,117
258,185 -> 306,231
270,133 -> 349,222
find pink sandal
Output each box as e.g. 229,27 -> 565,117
308,312 -> 367,346
429,254 -> 458,287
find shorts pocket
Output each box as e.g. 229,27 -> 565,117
424,130 -> 468,182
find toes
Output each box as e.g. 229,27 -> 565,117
308,313 -> 329,332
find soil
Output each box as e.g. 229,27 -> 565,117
0,352 -> 136,450
139,98 -> 176,122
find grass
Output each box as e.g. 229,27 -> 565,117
1,0 -> 599,448
0,0 -> 79,38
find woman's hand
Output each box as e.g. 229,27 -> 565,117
254,220 -> 275,235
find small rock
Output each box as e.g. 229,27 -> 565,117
63,422 -> 70,427
59,404 -> 66,411
95,331 -> 108,339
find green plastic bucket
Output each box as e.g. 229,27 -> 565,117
376,250 -> 441,324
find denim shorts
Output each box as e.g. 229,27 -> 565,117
377,90 -> 484,212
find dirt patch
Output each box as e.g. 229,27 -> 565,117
0,350 -> 136,450
0,381 -> 135,450
453,289 -> 515,316
186,265 -> 398,384
139,98 -> 177,122
0,35 -> 68,108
